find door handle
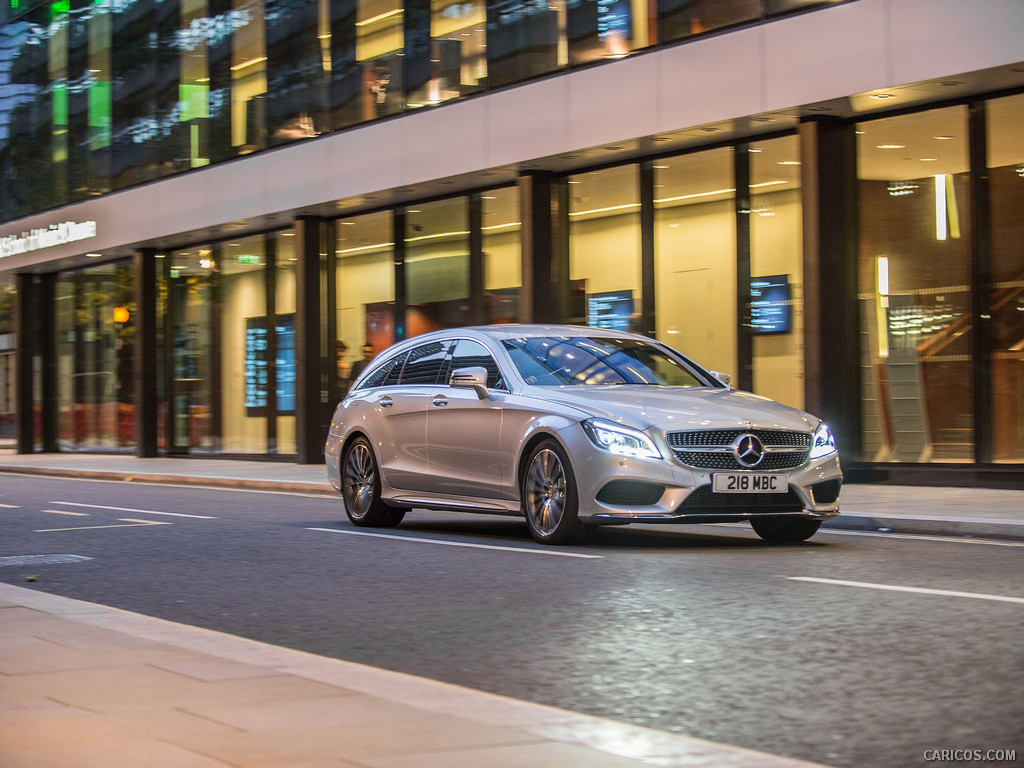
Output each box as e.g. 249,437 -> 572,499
379,396 -> 394,408
432,395 -> 448,407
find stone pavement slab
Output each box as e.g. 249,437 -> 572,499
0,583 -> 833,768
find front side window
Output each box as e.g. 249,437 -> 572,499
446,338 -> 505,389
502,336 -> 708,387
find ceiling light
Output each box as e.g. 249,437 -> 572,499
871,93 -> 896,100
876,144 -> 906,150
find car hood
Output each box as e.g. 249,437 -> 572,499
520,386 -> 818,433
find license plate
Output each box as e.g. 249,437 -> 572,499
713,473 -> 788,493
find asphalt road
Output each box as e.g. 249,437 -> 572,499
1,473 -> 1021,768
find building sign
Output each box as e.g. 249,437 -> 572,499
0,220 -> 98,258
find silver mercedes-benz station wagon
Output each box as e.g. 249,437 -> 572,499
326,325 -> 842,545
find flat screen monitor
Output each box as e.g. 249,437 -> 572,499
587,289 -> 634,332
750,275 -> 792,334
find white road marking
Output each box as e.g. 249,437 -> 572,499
35,518 -> 172,533
0,503 -> 20,508
43,509 -> 90,516
788,576 -> 1024,605
817,528 -> 1024,548
49,501 -> 215,519
308,527 -> 603,558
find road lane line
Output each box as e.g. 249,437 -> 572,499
788,577 -> 1024,605
308,527 -> 603,558
43,509 -> 90,516
49,501 -> 215,519
35,518 -> 172,533
0,503 -> 20,508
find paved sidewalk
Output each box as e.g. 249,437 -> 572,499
1,451 -> 1023,540
0,584 -> 833,768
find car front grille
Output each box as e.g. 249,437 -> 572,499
666,429 -> 810,471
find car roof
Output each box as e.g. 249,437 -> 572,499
463,324 -> 645,341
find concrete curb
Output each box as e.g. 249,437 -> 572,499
0,464 -> 336,495
821,514 -> 1024,541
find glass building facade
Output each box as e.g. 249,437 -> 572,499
2,1 -> 1023,485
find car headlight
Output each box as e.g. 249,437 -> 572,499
582,419 -> 663,460
809,422 -> 837,460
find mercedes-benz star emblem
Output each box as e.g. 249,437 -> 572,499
733,433 -> 766,468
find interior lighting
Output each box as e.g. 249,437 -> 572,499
876,256 -> 889,358
935,174 -> 947,240
876,144 -> 906,150
871,93 -> 896,100
113,306 -> 130,324
230,56 -> 267,72
355,8 -> 402,26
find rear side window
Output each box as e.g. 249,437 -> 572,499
358,352 -> 406,389
445,339 -> 506,390
399,341 -> 451,385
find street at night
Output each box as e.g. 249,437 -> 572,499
2,473 -> 1021,768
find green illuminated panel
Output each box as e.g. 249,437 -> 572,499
179,84 -> 210,122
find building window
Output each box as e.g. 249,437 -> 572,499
857,106 -> 973,463
406,0 -> 487,108
569,164 -> 641,333
357,0 -> 406,119
335,211 -> 396,388
987,93 -> 1024,463
485,0 -> 565,89
654,147 -> 737,376
750,136 -> 803,409
568,0 -> 653,66
406,197 -> 471,335
483,186 -> 522,323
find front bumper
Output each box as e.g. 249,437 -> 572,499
557,423 -> 843,525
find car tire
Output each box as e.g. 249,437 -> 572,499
750,516 -> 821,543
521,439 -> 582,545
341,436 -> 405,528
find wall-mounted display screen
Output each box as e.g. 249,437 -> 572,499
750,275 -> 792,334
245,314 -> 295,415
587,289 -> 634,331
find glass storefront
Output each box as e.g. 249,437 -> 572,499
335,210 -> 396,389
407,197 -> 470,334
654,147 -> 737,376
987,93 -> 1024,463
7,88 -> 1024,474
750,136 -> 803,409
858,107 -> 973,463
55,260 -> 136,451
482,186 -> 522,323
570,164 -> 641,331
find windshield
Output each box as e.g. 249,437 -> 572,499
502,336 -> 710,387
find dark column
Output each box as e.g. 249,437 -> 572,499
14,273 -> 35,453
393,210 -> 407,340
265,236 -> 279,454
38,274 -> 57,452
134,249 -> 159,457
800,117 -> 861,458
209,245 -> 223,449
735,145 -> 753,392
518,171 -> 569,323
294,216 -> 326,463
469,193 -> 486,325
968,101 -> 993,464
639,161 -> 657,337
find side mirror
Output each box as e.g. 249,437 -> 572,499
711,371 -> 732,388
450,366 -> 489,399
